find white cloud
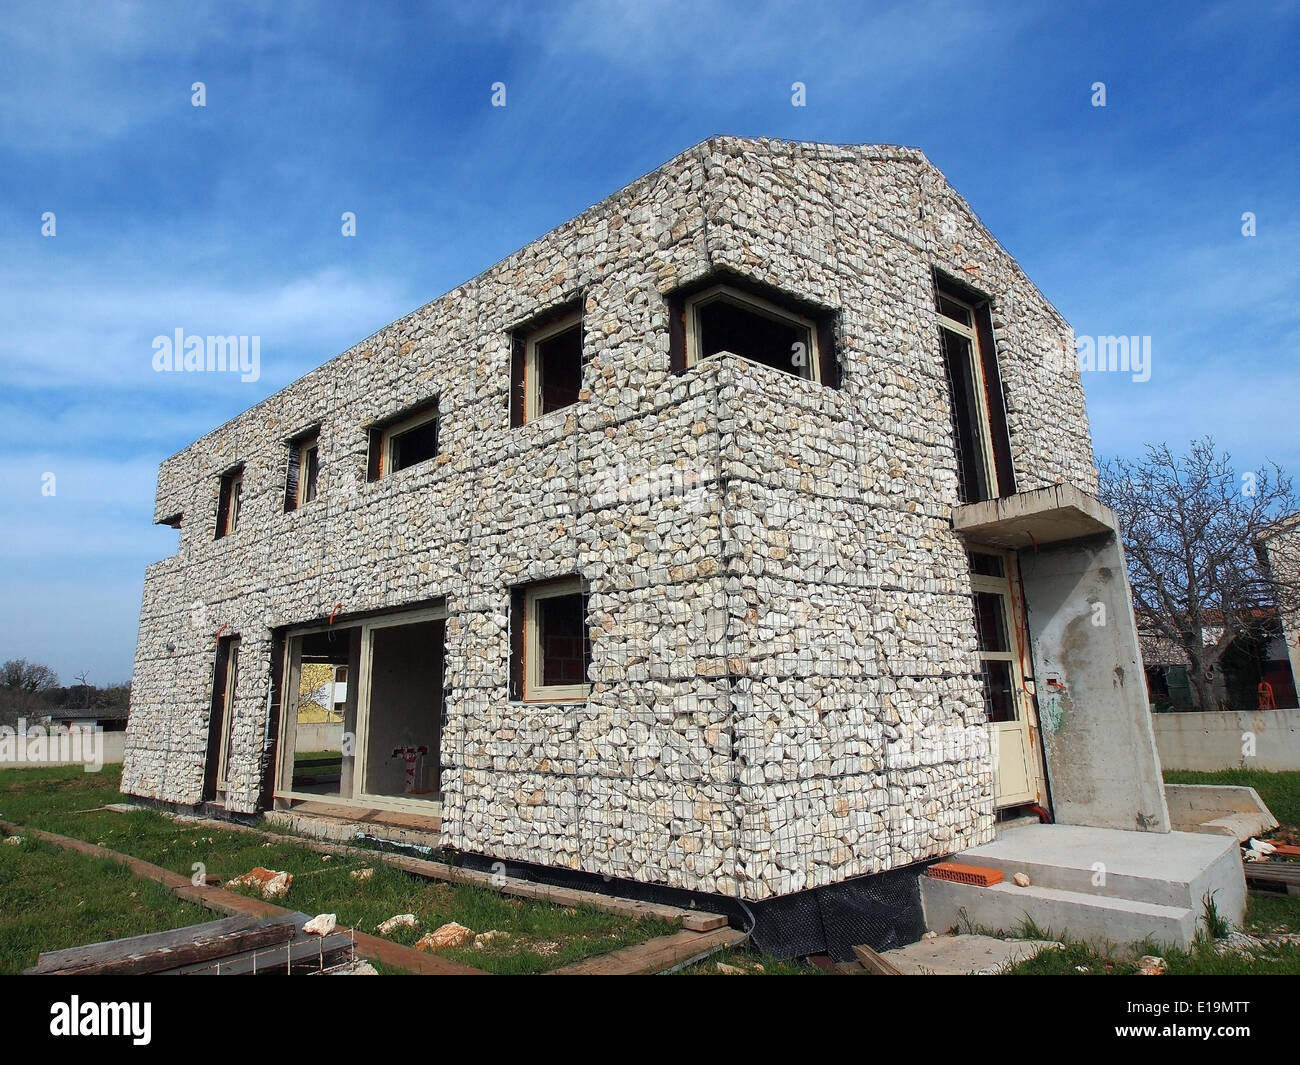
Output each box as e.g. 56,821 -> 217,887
0,0 -> 322,151
0,266 -> 414,389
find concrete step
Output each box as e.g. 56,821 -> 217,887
949,823 -> 1241,910
921,877 -> 1198,951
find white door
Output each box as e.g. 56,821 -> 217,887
968,550 -> 1043,808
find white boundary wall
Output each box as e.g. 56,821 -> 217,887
1152,709 -> 1300,772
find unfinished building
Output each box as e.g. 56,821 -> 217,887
123,137 -> 1245,956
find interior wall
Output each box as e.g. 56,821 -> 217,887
363,619 -> 444,800
1018,533 -> 1170,832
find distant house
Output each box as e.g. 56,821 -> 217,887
1258,513 -> 1300,703
43,707 -> 129,732
1140,608 -> 1299,712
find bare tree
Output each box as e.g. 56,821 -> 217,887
1099,438 -> 1299,711
0,658 -> 60,725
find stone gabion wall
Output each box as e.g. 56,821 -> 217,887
123,137 -> 1097,901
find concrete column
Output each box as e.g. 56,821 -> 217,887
1018,532 -> 1170,832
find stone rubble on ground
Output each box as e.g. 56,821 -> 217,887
376,913 -> 418,935
225,867 -> 292,899
472,930 -> 510,949
416,922 -> 475,951
322,959 -> 379,976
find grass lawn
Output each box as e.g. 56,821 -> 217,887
9,765 -> 1298,976
1010,933 -> 1300,976
0,834 -> 211,974
0,765 -> 674,975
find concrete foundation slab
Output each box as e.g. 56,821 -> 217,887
881,933 -> 1061,975
264,808 -> 443,851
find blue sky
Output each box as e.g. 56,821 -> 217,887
1,0 -> 1296,683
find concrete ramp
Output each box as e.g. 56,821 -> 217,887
921,823 -> 1245,952
1164,783 -> 1279,840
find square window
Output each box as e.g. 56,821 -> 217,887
368,403 -> 439,481
388,415 -> 439,473
533,321 -> 583,416
512,306 -> 584,425
686,285 -> 818,382
512,578 -> 592,701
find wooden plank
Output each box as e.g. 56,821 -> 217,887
2,820 -> 486,976
681,913 -> 728,932
1244,861 -> 1300,898
173,882 -> 294,920
381,852 -> 705,924
547,927 -> 745,975
291,801 -> 372,819
28,914 -> 260,974
852,942 -> 904,975
347,929 -> 489,975
13,813 -> 732,968
1243,862 -> 1300,885
37,921 -> 298,976
286,803 -> 443,831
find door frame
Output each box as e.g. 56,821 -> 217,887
968,546 -> 1048,810
273,605 -> 447,816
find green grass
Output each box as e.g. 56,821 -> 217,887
1009,933 -> 1300,975
0,765 -> 675,975
0,834 -> 210,974
1246,893 -> 1300,935
293,750 -> 340,763
1000,896 -> 1300,975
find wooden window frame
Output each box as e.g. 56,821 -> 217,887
514,578 -> 591,703
367,403 -> 439,481
684,284 -> 821,384
939,291 -> 1000,502
215,466 -> 244,539
970,567 -> 1018,689
285,430 -> 320,512
936,275 -> 1016,502
522,309 -> 584,424
213,635 -> 241,793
